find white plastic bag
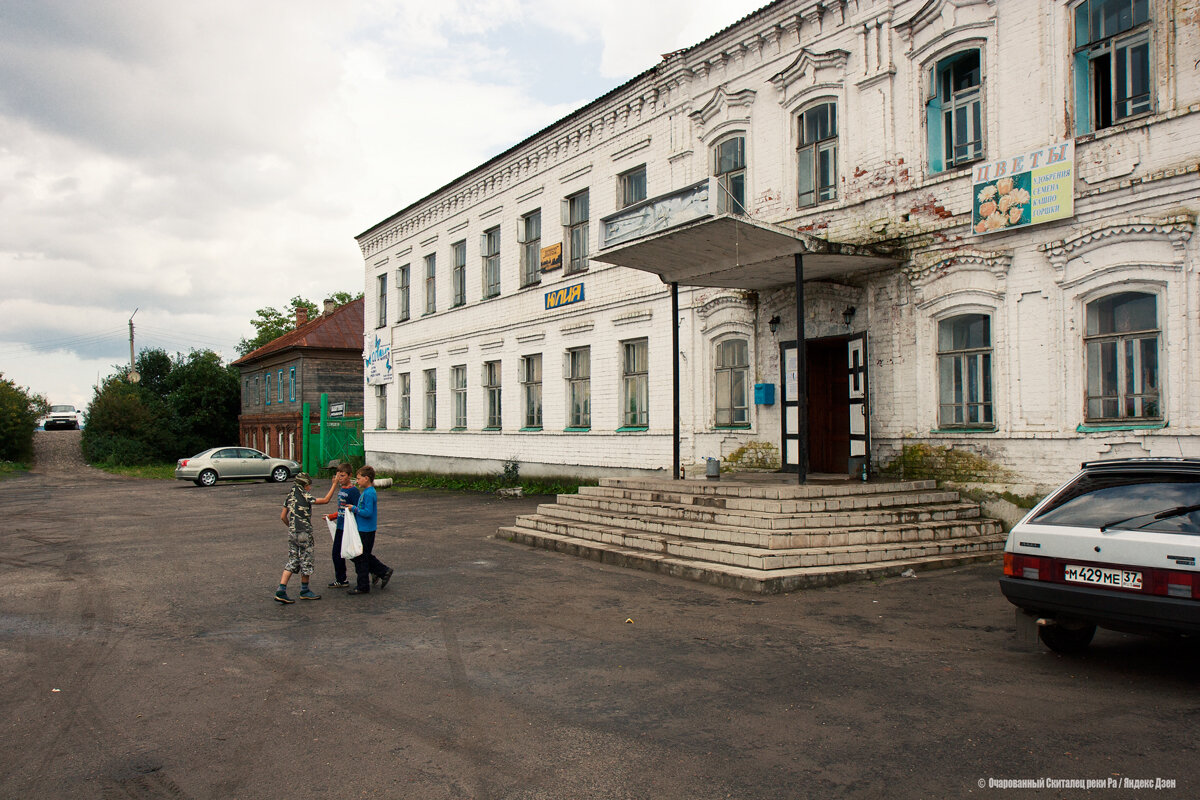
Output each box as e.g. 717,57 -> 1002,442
340,508 -> 363,560
326,516 -> 338,541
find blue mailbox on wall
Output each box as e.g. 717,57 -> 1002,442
753,383 -> 775,406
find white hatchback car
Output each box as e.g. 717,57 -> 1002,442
1000,458 -> 1200,653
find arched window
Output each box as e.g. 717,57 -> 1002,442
1085,291 -> 1160,421
937,314 -> 993,428
927,48 -> 984,174
797,101 -> 837,207
714,338 -> 750,427
712,135 -> 746,214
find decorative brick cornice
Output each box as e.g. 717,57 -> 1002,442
689,86 -> 757,136
901,248 -> 1012,302
770,47 -> 849,107
896,0 -> 995,41
1040,214 -> 1195,284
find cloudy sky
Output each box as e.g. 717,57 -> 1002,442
0,0 -> 766,411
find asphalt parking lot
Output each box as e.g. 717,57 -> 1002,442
2,431 -> 1197,799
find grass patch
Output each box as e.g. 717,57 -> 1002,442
0,461 -> 29,480
382,471 -> 594,496
97,463 -> 177,480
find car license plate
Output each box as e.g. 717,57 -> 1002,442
1064,564 -> 1142,590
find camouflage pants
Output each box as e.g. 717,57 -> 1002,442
284,528 -> 315,575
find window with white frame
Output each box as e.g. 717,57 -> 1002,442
927,49 -> 983,174
482,227 -> 500,299
618,165 -> 647,208
564,190 -> 589,275
713,134 -> 746,214
1073,0 -> 1152,134
1084,291 -> 1160,421
621,339 -> 648,428
277,370 -> 284,403
424,253 -> 436,314
398,372 -> 411,429
519,210 -> 541,288
521,354 -> 542,429
714,339 -> 749,426
937,314 -> 993,428
797,101 -> 837,207
289,367 -> 296,402
265,373 -> 271,405
375,384 -> 387,430
376,273 -> 388,327
567,347 -> 590,429
397,264 -> 410,322
484,360 -> 501,429
452,241 -> 466,307
451,365 -> 467,429
423,368 -> 436,429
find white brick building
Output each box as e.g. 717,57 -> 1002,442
356,0 -> 1200,485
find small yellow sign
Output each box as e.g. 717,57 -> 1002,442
540,242 -> 562,271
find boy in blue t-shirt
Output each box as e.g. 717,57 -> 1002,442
345,465 -> 393,595
325,462 -> 359,588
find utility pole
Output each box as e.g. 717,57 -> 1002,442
128,308 -> 140,383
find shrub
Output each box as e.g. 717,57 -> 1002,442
0,374 -> 46,462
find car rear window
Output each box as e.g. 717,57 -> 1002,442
1031,472 -> 1200,534
51,405 -> 75,412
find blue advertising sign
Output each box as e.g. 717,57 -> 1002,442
545,282 -> 584,310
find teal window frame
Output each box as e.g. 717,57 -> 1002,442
927,49 -> 983,174
289,367 -> 296,402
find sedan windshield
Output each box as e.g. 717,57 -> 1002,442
1032,473 -> 1200,535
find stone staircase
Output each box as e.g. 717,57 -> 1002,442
498,477 -> 1006,594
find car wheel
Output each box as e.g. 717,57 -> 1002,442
1039,622 -> 1096,654
271,466 -> 290,483
198,469 -> 218,487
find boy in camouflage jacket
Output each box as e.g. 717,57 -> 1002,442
275,473 -> 335,603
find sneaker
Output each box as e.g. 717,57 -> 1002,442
327,580 -> 350,588
347,587 -> 369,595
378,567 -> 394,590
371,573 -> 380,586
274,589 -> 295,604
299,588 -> 321,600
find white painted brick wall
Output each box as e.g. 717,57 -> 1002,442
357,0 -> 1200,485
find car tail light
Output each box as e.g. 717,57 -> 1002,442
1165,571 -> 1194,599
1004,553 -> 1048,581
178,459 -> 189,467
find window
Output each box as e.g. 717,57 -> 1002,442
1074,0 -> 1152,134
567,347 -> 590,429
255,376 -> 260,406
424,253 -> 436,314
289,367 -> 296,402
713,135 -> 746,214
618,165 -> 647,208
714,339 -> 749,426
398,372 -> 411,430
484,360 -> 502,429
397,264 -> 410,322
797,101 -> 837,207
376,273 -> 388,327
452,241 -> 466,307
482,227 -> 500,299
451,365 -> 467,429
621,339 -> 648,428
927,49 -> 983,174
564,190 -> 589,274
277,370 -> 284,403
265,373 -> 271,405
423,369 -> 437,429
519,210 -> 541,288
1085,291 -> 1160,421
937,314 -> 993,428
375,384 -> 387,430
521,354 -> 542,429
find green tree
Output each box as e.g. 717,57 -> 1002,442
82,348 -> 241,466
235,292 -> 363,356
0,374 -> 46,462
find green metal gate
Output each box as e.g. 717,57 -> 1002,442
302,394 -> 364,474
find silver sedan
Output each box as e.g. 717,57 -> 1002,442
175,447 -> 300,487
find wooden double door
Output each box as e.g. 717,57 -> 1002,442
780,334 -> 868,475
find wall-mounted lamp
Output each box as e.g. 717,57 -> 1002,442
842,306 -> 857,326
768,315 -> 781,334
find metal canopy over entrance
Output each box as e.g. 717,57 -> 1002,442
592,188 -> 897,483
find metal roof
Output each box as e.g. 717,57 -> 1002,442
232,298 -> 365,366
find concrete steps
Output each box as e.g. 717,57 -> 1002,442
498,476 -> 1006,594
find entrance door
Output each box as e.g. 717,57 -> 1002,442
780,334 -> 869,475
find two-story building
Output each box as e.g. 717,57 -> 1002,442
355,0 -> 1199,485
234,298 -> 365,460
